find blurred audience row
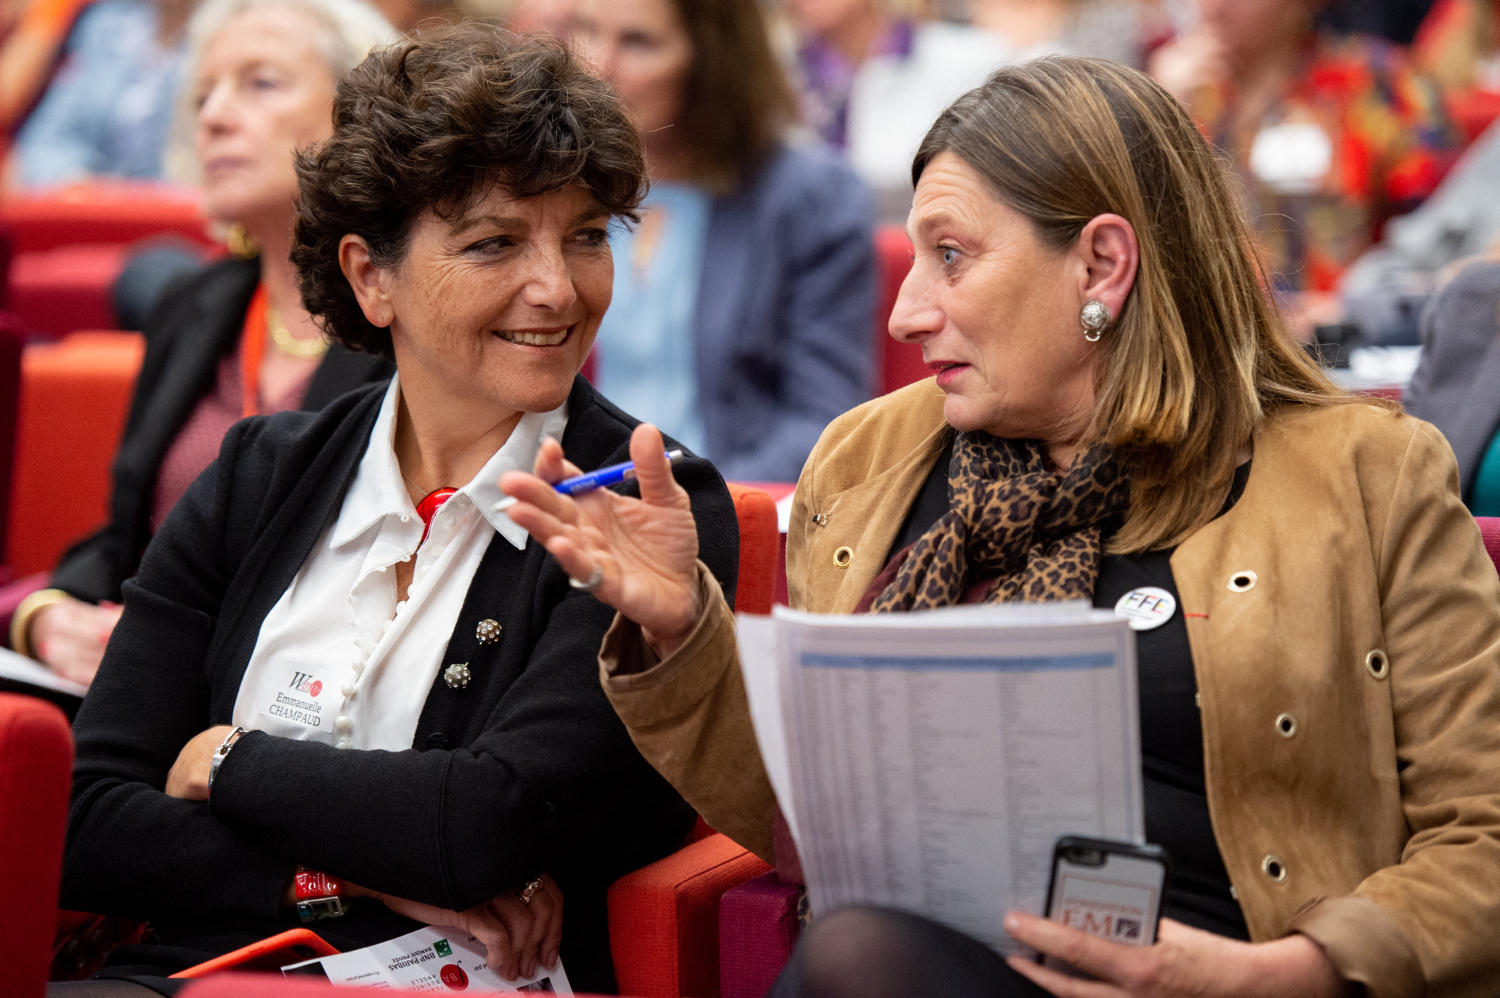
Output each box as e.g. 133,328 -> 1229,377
19,0 -> 1500,679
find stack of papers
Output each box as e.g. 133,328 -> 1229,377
737,603 -> 1142,954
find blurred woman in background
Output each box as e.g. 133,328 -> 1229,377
1149,0 -> 1458,335
967,0 -> 1148,68
9,0 -> 195,186
781,0 -> 1008,219
571,0 -> 875,482
5,0 -> 395,683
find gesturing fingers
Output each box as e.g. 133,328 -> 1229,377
468,914 -> 516,980
629,424 -> 683,507
1005,955 -> 1125,998
487,894 -> 540,980
1004,912 -> 1153,993
531,437 -> 584,485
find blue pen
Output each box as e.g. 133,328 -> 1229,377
492,449 -> 685,512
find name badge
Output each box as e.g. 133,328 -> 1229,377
1114,587 -> 1176,631
256,665 -> 338,735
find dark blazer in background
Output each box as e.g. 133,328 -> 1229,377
1402,260 -> 1500,495
64,376 -> 737,994
696,143 -> 876,482
50,256 -> 393,604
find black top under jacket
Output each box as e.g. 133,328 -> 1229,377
49,256 -> 393,606
891,443 -> 1252,941
63,376 -> 736,994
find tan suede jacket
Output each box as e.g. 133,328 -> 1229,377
601,379 -> 1500,998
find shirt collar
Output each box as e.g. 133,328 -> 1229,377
462,403 -> 568,549
331,375 -> 569,552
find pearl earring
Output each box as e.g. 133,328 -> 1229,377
1081,299 -> 1111,342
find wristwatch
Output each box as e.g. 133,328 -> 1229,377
206,726 -> 245,795
294,868 -> 349,922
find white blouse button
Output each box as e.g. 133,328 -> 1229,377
336,738 -> 353,750
335,715 -> 352,732
341,680 -> 358,698
399,513 -> 410,523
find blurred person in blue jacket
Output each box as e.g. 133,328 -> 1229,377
11,0 -> 193,186
572,0 -> 876,483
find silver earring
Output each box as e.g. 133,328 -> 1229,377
1081,300 -> 1111,342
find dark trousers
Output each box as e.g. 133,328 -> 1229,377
770,907 -> 1055,998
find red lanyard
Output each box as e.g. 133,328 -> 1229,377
239,285 -> 269,419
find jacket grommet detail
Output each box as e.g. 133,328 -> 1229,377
1275,713 -> 1297,738
1365,648 -> 1389,680
1227,570 -> 1258,593
833,546 -> 854,569
1261,855 -> 1288,884
444,662 -> 471,689
476,619 -> 502,644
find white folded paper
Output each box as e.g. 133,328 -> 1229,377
737,602 -> 1142,955
282,925 -> 572,993
0,646 -> 88,698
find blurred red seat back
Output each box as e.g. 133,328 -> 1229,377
873,226 -> 925,395
0,693 -> 73,998
6,331 -> 144,576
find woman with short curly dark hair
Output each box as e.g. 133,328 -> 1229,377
58,25 -> 738,996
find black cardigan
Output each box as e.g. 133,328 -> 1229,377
50,256 -> 393,605
63,376 -> 736,993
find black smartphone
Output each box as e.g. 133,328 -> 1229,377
1043,836 -> 1171,948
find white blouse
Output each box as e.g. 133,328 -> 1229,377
232,376 -> 568,750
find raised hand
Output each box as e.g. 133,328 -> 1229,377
500,424 -> 704,657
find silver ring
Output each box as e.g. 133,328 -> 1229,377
569,564 -> 604,593
517,877 -> 544,904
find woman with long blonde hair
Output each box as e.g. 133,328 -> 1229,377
504,56 -> 1500,997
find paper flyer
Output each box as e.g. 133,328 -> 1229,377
282,925 -> 572,993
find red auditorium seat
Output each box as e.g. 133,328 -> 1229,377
604,484 -> 780,998
0,184 -> 216,337
608,833 -> 772,998
874,225 -> 925,395
0,694 -> 73,998
719,871 -> 801,998
0,184 -> 209,254
171,930 -> 340,979
726,483 -> 778,615
8,244 -> 130,336
5,331 -> 144,577
0,313 -> 25,562
1475,517 -> 1500,570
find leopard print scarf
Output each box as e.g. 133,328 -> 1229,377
870,431 -> 1129,612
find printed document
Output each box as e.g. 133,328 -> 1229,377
738,603 -> 1142,954
282,925 -> 572,993
0,646 -> 88,698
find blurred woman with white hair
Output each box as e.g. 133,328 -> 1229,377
7,0 -> 396,686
